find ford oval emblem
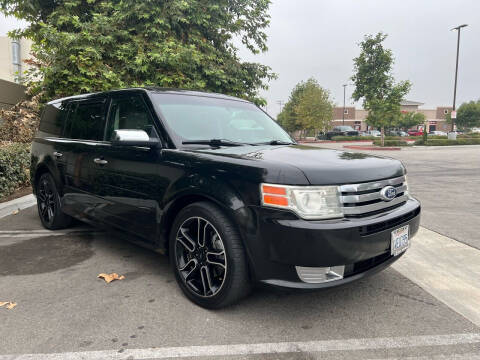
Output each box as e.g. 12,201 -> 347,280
380,186 -> 397,201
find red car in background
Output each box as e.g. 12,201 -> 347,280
407,129 -> 424,136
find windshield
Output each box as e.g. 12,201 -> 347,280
149,93 -> 293,145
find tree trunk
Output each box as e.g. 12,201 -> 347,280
381,126 -> 385,147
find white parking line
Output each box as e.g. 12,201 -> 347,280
392,227 -> 480,327
1,333 -> 479,360
372,354 -> 480,360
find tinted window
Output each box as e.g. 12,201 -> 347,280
66,101 -> 106,141
39,102 -> 67,136
105,95 -> 157,140
149,94 -> 292,144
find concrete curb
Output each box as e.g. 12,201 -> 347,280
0,194 -> 36,219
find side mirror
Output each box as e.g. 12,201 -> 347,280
111,129 -> 160,148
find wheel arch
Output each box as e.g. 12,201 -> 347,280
159,177 -> 257,276
160,191 -> 244,250
33,160 -> 64,196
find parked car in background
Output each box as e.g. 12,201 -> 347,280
470,128 -> 480,134
30,88 -> 421,308
325,126 -> 359,139
364,130 -> 381,137
428,131 -> 447,136
408,129 -> 424,137
387,130 -> 409,137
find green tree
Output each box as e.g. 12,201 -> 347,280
294,82 -> 333,138
1,0 -> 275,104
446,100 -> 480,130
398,111 -> 426,130
351,33 -> 411,145
277,80 -> 310,133
277,78 -> 333,137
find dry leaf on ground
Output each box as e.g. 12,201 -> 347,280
0,301 -> 17,310
97,273 -> 125,283
6,302 -> 17,310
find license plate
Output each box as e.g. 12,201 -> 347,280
391,225 -> 410,256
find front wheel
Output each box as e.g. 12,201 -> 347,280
169,202 -> 251,309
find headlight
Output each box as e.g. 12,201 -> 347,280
260,183 -> 343,220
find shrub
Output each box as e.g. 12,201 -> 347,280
0,91 -> 42,143
414,138 -> 480,146
426,135 -> 448,139
373,140 -> 409,146
0,142 -> 31,199
459,133 -> 480,138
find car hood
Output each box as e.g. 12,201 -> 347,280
190,144 -> 405,185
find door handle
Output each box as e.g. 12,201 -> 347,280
53,151 -> 63,158
93,158 -> 108,165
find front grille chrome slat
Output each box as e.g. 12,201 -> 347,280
339,175 -> 405,193
340,184 -> 407,203
342,195 -> 408,215
339,176 -> 408,217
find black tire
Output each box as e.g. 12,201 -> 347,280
36,172 -> 72,230
169,201 -> 251,309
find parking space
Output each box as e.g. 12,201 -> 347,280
1,145 -> 480,359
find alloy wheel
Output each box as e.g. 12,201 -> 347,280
38,176 -> 56,225
174,217 -> 227,297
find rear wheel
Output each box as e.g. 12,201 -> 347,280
169,202 -> 251,309
36,172 -> 72,230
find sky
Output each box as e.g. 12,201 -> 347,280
236,0 -> 480,116
1,1 -> 479,117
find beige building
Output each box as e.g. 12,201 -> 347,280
332,100 -> 452,132
0,37 -> 32,112
0,36 -> 32,83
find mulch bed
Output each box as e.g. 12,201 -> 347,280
0,187 -> 33,204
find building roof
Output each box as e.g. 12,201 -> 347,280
401,100 -> 424,106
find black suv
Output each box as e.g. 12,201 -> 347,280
31,88 -> 420,308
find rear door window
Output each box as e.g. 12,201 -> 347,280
65,100 -> 107,141
39,102 -> 68,136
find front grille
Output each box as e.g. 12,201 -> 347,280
339,175 -> 408,218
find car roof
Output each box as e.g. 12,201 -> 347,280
47,87 -> 250,105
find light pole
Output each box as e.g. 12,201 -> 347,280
450,24 -> 468,136
277,100 -> 285,114
342,84 -> 347,126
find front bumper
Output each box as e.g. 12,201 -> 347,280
244,198 -> 420,289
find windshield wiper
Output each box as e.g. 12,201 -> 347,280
255,140 -> 295,145
182,139 -> 249,147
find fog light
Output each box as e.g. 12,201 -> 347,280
295,265 -> 345,283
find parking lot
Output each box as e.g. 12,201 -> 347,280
1,145 -> 480,360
